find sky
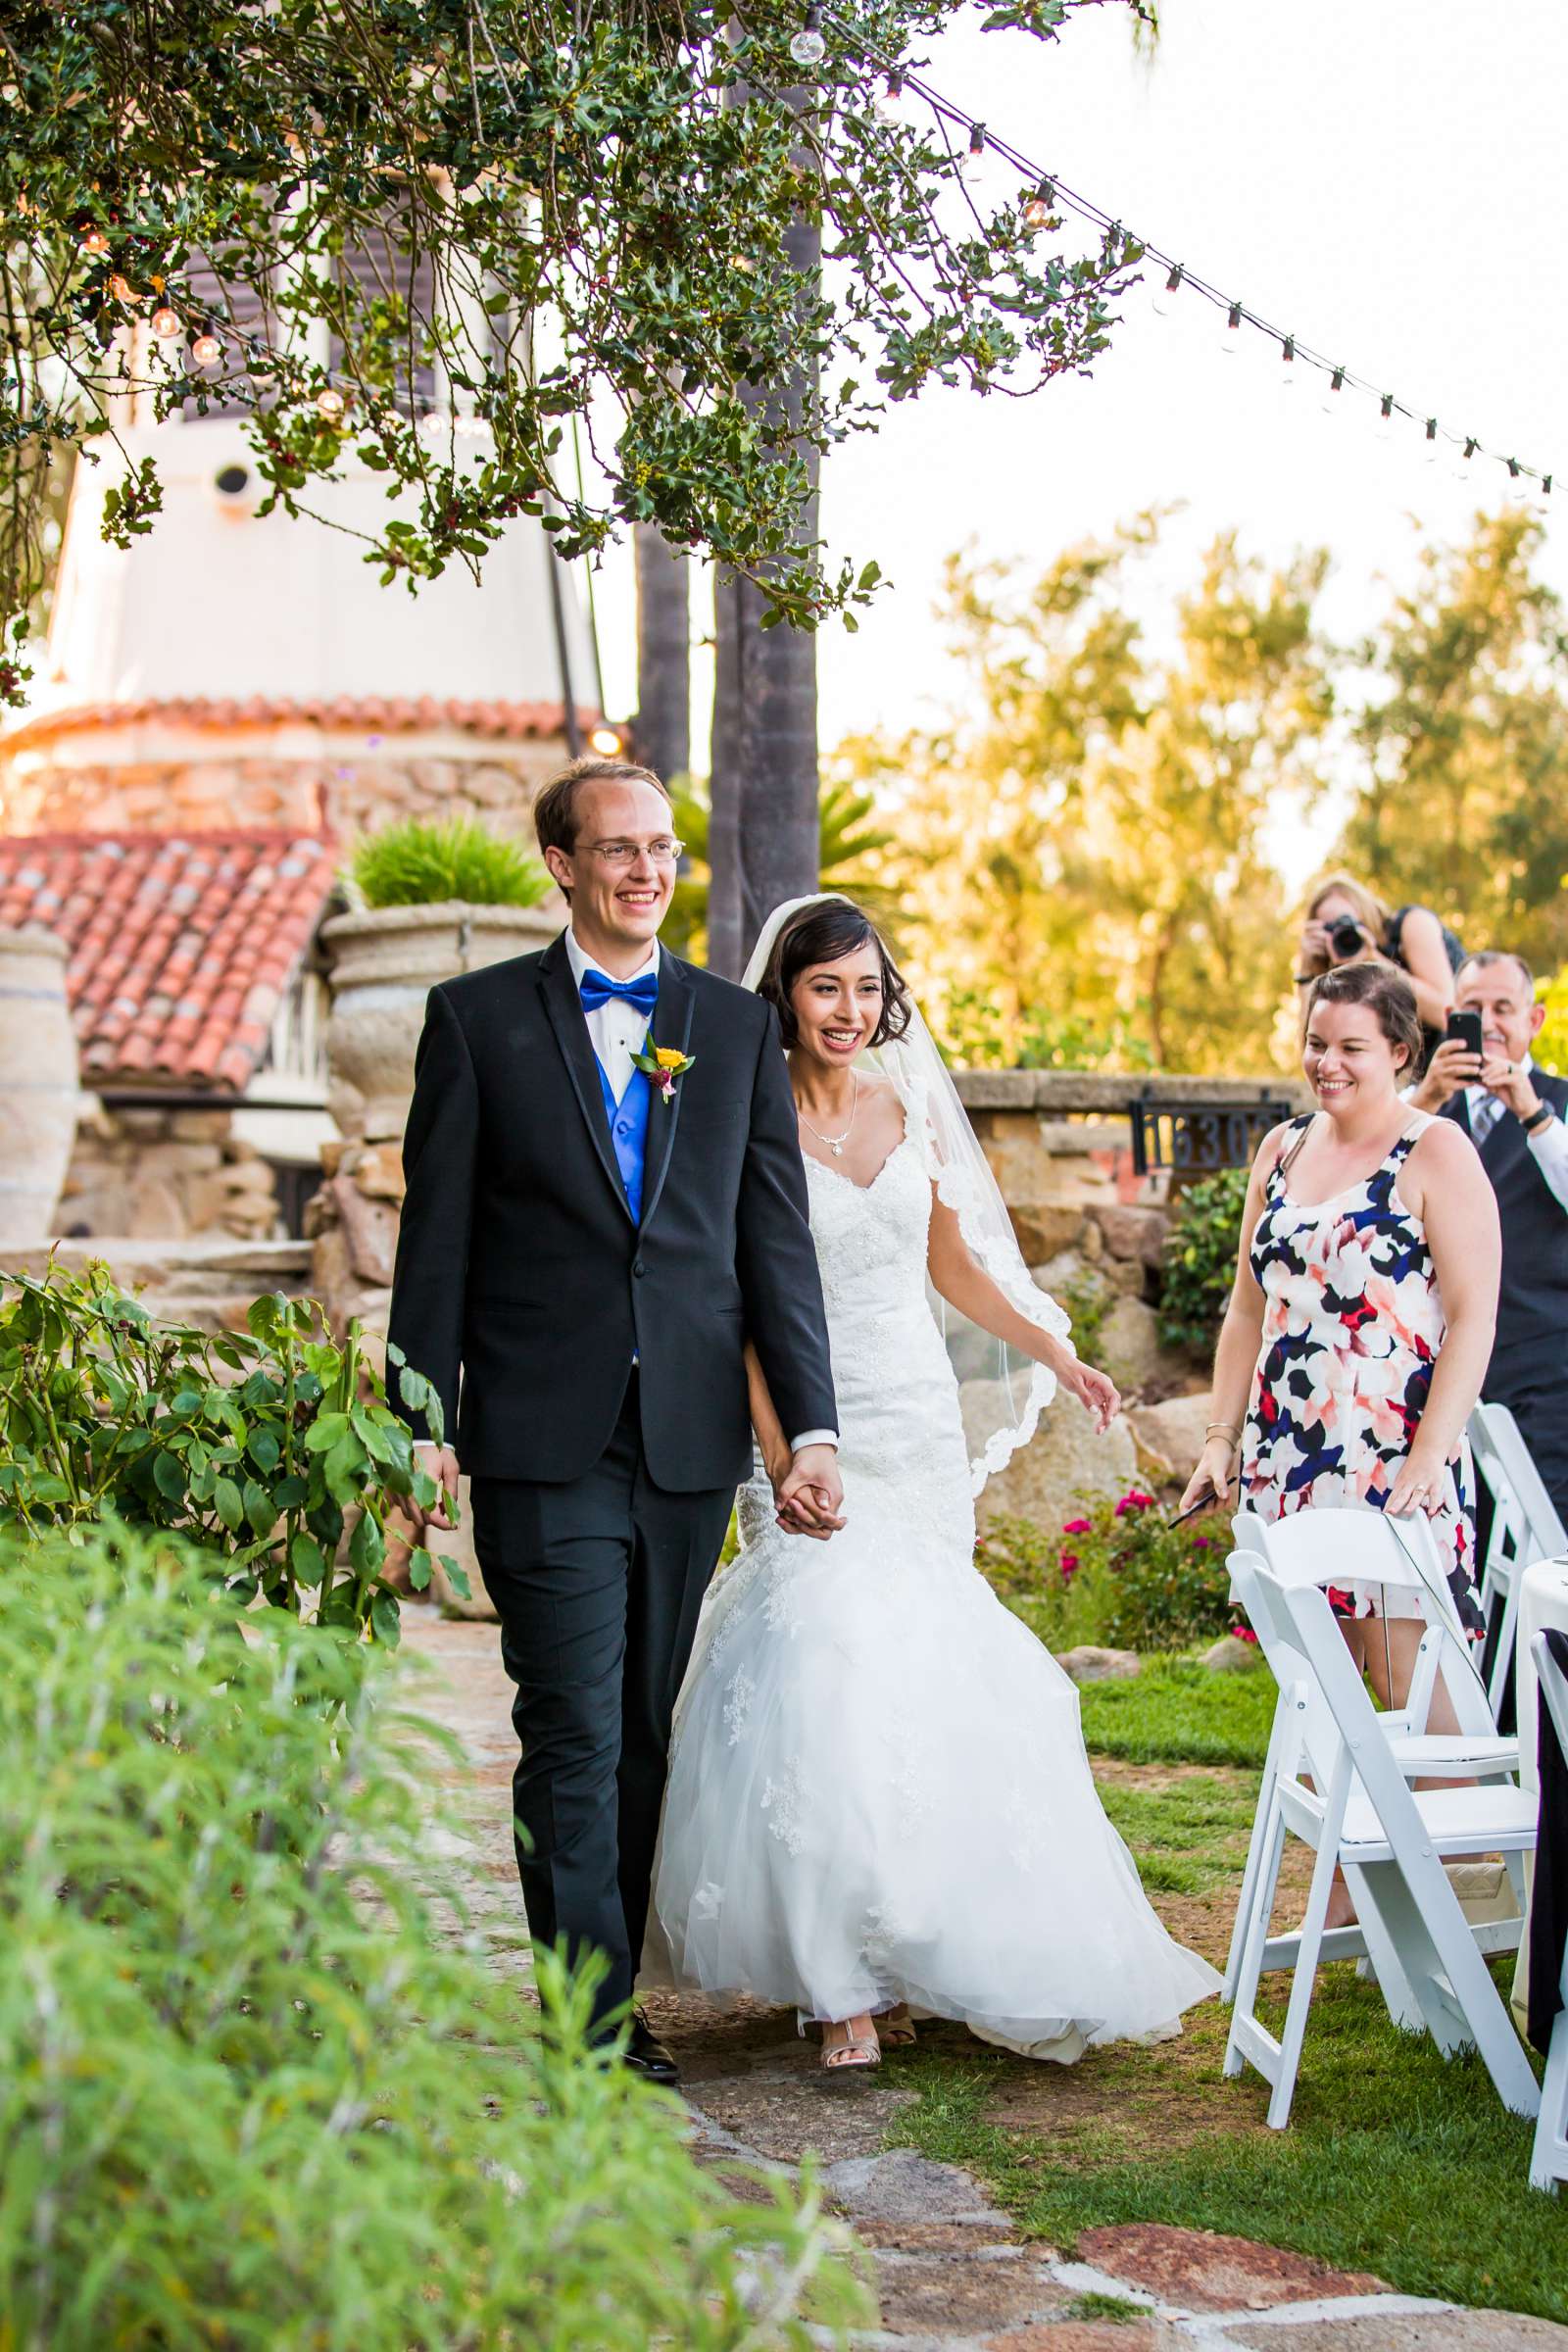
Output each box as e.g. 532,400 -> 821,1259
586,0 -> 1568,855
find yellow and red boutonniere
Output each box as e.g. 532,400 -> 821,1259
632,1041 -> 695,1104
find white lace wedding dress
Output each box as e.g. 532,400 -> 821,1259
646,1117 -> 1221,2057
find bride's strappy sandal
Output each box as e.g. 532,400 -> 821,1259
820,2019 -> 881,2073
878,2002 -> 917,2048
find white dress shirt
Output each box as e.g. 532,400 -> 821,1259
1467,1054 -> 1568,1213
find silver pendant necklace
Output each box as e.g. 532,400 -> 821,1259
799,1072 -> 859,1157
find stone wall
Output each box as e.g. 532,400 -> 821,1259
58,1101 -> 282,1242
0,734 -> 563,845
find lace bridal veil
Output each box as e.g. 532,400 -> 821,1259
740,893 -> 1075,1494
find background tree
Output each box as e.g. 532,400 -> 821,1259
1337,509 -> 1568,972
843,515 -> 1332,1071
631,522 -> 691,786
0,0 -> 1149,710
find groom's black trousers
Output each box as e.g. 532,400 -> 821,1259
468,1374 -> 733,2034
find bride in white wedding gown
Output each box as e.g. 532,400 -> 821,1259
647,896 -> 1221,2070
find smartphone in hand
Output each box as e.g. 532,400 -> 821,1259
1445,1007 -> 1485,1059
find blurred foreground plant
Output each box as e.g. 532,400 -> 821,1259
0,1261 -> 462,1642
0,1525 -> 868,2348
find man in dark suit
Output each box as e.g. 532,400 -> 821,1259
1410,949 -> 1568,1527
387,759 -> 840,2081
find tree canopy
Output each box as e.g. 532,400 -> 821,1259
842,505 -> 1568,1072
0,0 -> 1149,701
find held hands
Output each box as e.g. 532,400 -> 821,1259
774,1442 -> 846,1542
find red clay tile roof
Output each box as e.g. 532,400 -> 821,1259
1,696 -> 607,752
0,831 -> 336,1093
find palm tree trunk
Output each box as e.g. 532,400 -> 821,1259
708,210 -> 821,978
632,523 -> 690,786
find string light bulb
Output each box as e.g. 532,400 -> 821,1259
150,305 -> 181,340
108,273 -> 136,303
1320,365 -> 1346,416
1152,263 -> 1183,317
1376,392 -> 1395,441
1221,301 -> 1243,354
1507,457 -> 1522,480
190,330 -> 221,368
1545,476 -> 1554,496
79,227 -> 110,258
1023,192 -> 1053,233
316,387 -> 345,422
789,8 -> 826,67
1279,333 -> 1297,386
969,122 -> 987,156
1425,416 -> 1440,465
885,66 -> 904,98
589,725 -> 624,756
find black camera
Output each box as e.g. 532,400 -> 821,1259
1327,916 -> 1365,961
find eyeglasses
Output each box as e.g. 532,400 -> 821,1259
578,838 -> 684,868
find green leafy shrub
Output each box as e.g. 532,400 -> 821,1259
979,1488 -> 1236,1654
1157,1167 -> 1250,1355
0,1263 -> 463,1642
350,815 -> 550,909
0,1525 -> 869,2349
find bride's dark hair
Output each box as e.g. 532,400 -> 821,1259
757,898 -> 913,1050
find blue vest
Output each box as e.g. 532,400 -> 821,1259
596,1056 -> 653,1223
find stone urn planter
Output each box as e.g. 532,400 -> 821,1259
312,900 -> 558,1348
321,901 -> 559,1142
0,927 -> 80,1250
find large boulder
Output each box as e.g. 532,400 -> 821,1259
1128,1391 -> 1216,1480
965,1376 -> 1139,1533
1098,1296 -> 1164,1395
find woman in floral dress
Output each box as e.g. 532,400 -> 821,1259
1180,962 -> 1500,1694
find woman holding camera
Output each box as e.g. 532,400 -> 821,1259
1297,873 -> 1462,1067
1180,960 -> 1498,1651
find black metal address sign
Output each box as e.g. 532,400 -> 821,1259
1129,1090 -> 1298,1178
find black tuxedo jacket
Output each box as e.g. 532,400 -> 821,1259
385,933 -> 837,1491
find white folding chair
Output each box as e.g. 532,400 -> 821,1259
1227,1560 -> 1540,2131
1529,1628 -> 1568,2194
1224,1508 -> 1521,2007
1468,1401 -> 1568,1724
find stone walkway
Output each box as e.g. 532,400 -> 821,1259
400,1611 -> 1567,2352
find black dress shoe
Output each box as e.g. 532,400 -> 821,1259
621,2011 -> 680,2083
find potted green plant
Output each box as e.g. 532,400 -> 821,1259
322,817 -> 558,1142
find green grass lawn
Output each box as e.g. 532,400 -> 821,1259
881,1627 -> 1566,2321
1075,1653 -> 1277,1769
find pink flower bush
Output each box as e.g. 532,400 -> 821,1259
1058,1551 -> 1079,1580
1230,1622 -> 1259,1644
1061,1517 -> 1092,1536
1113,1490 -> 1155,1519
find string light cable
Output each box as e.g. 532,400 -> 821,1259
813,3 -> 1553,498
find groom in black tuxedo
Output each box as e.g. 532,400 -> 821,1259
387,759 -> 840,2079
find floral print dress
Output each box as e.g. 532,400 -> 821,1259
1239,1113 -> 1482,1636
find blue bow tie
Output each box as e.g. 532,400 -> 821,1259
579,965 -> 659,1017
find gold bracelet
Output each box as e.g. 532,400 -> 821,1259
1204,1422 -> 1242,1446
